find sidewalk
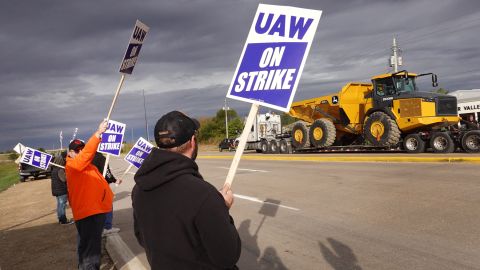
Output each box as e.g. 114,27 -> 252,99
0,179 -> 115,270
102,160 -> 150,270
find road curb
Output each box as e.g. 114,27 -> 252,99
198,155 -> 480,163
105,234 -> 147,270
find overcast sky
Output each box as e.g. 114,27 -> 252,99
1,0 -> 480,151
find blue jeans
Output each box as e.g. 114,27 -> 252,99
56,194 -> 68,223
104,210 -> 113,230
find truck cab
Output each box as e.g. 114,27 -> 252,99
243,113 -> 283,153
247,113 -> 281,142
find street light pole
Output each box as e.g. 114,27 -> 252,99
224,98 -> 229,139
131,127 -> 134,144
59,130 -> 63,150
143,89 -> 149,141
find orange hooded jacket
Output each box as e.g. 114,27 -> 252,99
66,135 -> 113,221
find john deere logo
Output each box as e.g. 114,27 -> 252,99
332,96 -> 339,104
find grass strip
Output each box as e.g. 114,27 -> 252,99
0,162 -> 19,192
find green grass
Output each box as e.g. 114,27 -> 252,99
0,161 -> 19,192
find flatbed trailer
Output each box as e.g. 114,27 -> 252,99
250,128 -> 480,154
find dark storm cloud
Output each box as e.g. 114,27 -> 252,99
1,0 -> 480,151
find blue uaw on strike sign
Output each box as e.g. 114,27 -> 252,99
124,137 -> 154,169
98,120 -> 126,156
227,4 -> 322,112
20,147 -> 53,170
119,20 -> 149,74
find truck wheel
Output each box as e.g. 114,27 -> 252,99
291,122 -> 309,149
269,141 -> 280,154
309,119 -> 336,148
403,133 -> 425,153
260,140 -> 268,154
279,140 -> 288,154
461,130 -> 480,153
363,111 -> 401,147
430,132 -> 454,153
20,176 -> 27,182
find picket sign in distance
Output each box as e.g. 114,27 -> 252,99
97,120 -> 126,157
226,4 -> 322,112
119,20 -> 150,75
124,137 -> 154,169
20,147 -> 53,170
103,20 -> 148,178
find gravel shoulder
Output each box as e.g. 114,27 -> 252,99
0,178 -> 115,270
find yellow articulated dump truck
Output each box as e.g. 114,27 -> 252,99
259,70 -> 480,154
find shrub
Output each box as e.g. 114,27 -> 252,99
8,153 -> 19,161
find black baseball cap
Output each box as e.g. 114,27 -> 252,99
69,139 -> 85,152
154,111 -> 200,148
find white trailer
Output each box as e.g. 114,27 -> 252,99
450,89 -> 480,122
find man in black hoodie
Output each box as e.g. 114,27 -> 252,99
132,111 -> 241,270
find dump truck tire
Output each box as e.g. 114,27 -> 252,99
363,111 -> 401,146
291,122 -> 310,149
461,130 -> 480,153
403,133 -> 426,153
430,132 -> 454,153
309,119 -> 336,148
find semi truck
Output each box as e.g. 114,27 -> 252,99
245,71 -> 480,153
242,113 -> 287,153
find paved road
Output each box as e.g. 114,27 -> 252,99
108,153 -> 480,270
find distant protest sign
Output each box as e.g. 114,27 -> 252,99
20,147 -> 53,170
98,120 -> 126,156
124,137 -> 154,168
226,4 -> 322,112
119,20 -> 150,74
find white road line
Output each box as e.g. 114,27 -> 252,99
218,167 -> 269,173
234,194 -> 300,211
126,171 -> 136,175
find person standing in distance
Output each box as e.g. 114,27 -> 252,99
51,151 -> 74,225
66,120 -> 113,270
132,111 -> 241,269
91,152 -> 122,236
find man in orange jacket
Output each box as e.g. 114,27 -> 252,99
66,120 -> 113,270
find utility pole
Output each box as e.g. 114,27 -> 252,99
142,89 -> 149,141
131,127 -> 134,144
223,98 -> 229,139
390,36 -> 402,72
